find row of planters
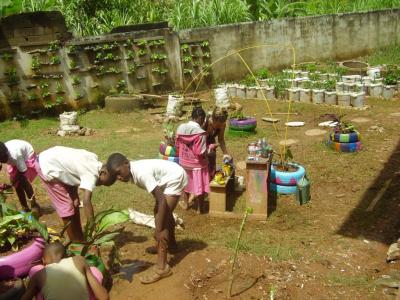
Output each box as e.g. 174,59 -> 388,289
225,64 -> 400,107
0,190 -> 129,295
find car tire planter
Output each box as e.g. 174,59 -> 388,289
229,118 -> 257,132
158,153 -> 179,163
330,131 -> 360,143
327,140 -> 362,152
270,163 -> 306,186
270,183 -> 297,195
0,237 -> 45,280
159,142 -> 178,157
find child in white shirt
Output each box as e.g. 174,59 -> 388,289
106,153 -> 188,284
0,140 -> 39,212
35,146 -> 114,243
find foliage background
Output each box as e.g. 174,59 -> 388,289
1,0 -> 400,36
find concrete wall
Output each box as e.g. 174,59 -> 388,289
0,9 -> 399,118
179,9 -> 400,82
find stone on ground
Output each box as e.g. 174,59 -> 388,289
279,139 -> 298,146
351,117 -> 371,123
305,129 -> 327,136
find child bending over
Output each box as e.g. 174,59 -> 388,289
106,153 -> 188,284
0,140 -> 39,212
35,146 -> 113,243
22,242 -> 108,300
176,106 -> 210,213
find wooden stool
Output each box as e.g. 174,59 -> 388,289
209,174 -> 234,214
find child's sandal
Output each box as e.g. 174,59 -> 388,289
140,264 -> 172,284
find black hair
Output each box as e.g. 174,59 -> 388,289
0,142 -> 8,162
106,153 -> 129,173
44,242 -> 65,259
191,106 -> 206,120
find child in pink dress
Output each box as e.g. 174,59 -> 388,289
175,107 -> 210,213
0,140 -> 39,212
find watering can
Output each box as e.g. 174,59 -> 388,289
296,175 -> 310,205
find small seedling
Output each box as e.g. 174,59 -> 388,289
2,53 -> 12,62
50,56 -> 61,65
201,41 -> 209,48
160,68 -> 168,75
137,39 -> 147,47
183,55 -> 192,63
55,82 -> 64,94
67,45 -> 78,53
56,96 -> 64,105
151,53 -> 167,62
39,81 -> 49,90
28,92 -> 38,101
126,50 -> 135,59
137,49 -> 147,56
128,64 -> 136,74
123,39 -> 133,47
203,52 -> 210,58
104,52 -> 116,61
152,66 -> 161,73
183,68 -> 193,74
48,40 -> 61,52
31,56 -> 41,71
41,91 -> 51,99
69,59 -> 77,69
72,76 -> 81,85
181,44 -> 189,53
75,92 -> 83,100
116,80 -> 126,93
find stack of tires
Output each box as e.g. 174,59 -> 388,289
270,163 -> 306,194
327,131 -> 362,152
229,117 -> 257,136
158,142 -> 179,163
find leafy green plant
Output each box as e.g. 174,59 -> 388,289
0,192 -> 48,251
75,92 -> 83,100
137,49 -> 147,56
256,67 -> 270,79
302,63 -> 318,73
151,53 -> 167,61
69,58 -> 77,69
67,45 -> 78,53
56,81 -> 64,94
201,41 -> 209,48
230,110 -> 245,120
116,80 -> 126,93
41,91 -> 51,99
137,39 -> 147,47
5,67 -> 18,85
39,81 -> 49,90
48,40 -> 61,52
128,64 -> 136,74
31,56 -> 41,71
183,55 -> 192,63
309,72 -> 321,81
181,44 -> 189,53
241,74 -> 256,86
50,55 -> 61,65
183,68 -> 193,74
322,114 -> 355,134
203,52 -> 210,58
126,50 -> 135,59
152,66 -> 161,73
384,66 -> 400,85
28,92 -> 38,102
323,79 -> 336,91
56,96 -> 64,105
271,74 -> 290,99
72,76 -> 81,85
311,80 -> 324,90
2,52 -> 12,62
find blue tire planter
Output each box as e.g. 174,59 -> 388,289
229,118 -> 257,132
270,163 -> 306,186
327,140 -> 362,152
329,131 -> 360,143
158,153 -> 179,163
270,183 -> 297,195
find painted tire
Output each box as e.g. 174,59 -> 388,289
158,153 -> 179,163
270,163 -> 306,186
159,142 -> 178,157
229,124 -> 257,131
327,140 -> 362,152
270,183 -> 297,194
0,237 -> 45,280
329,131 -> 360,143
229,118 -> 257,131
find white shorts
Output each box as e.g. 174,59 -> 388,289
163,171 -> 188,196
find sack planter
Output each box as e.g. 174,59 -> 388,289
299,88 -> 311,103
312,89 -> 325,104
383,85 -> 396,100
258,79 -> 269,87
246,87 -> 258,99
335,82 -> 345,93
227,84 -> 237,98
0,237 -> 45,280
166,94 -> 184,117
288,88 -> 300,102
215,86 -> 230,108
324,91 -> 337,105
350,92 -> 365,107
369,83 -> 383,98
337,92 -> 351,107
264,87 -> 275,100
236,85 -> 246,99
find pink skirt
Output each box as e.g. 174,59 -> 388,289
7,154 -> 38,188
183,167 -> 210,195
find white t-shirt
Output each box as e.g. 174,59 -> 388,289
5,139 -> 35,172
130,159 -> 186,193
38,146 -> 102,191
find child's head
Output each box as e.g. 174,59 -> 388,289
43,242 -> 65,265
211,107 -> 228,128
0,142 -> 9,163
97,165 -> 116,186
106,153 -> 131,182
191,106 -> 206,126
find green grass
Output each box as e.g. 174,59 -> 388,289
326,272 -> 370,288
364,43 -> 400,66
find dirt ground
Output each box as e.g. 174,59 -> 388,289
2,92 -> 400,299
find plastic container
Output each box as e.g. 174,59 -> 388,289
296,176 -> 310,205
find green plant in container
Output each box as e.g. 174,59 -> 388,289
28,92 -> 38,102
384,66 -> 400,85
55,82 -> 64,94
203,52 -> 210,58
72,76 -> 81,85
323,79 -> 336,91
128,64 -> 136,74
137,49 -> 147,56
309,72 -> 321,81
2,53 -> 12,62
126,50 -> 135,59
5,67 -> 18,85
69,59 -> 77,69
56,96 -> 64,105
152,66 -> 161,73
201,41 -> 209,48
183,68 -> 193,74
137,39 -> 147,47
50,55 -> 61,65
181,44 -> 189,53
256,68 -> 270,79
183,55 -> 192,63
67,45 -> 78,54
48,40 -> 61,52
31,56 -> 41,71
